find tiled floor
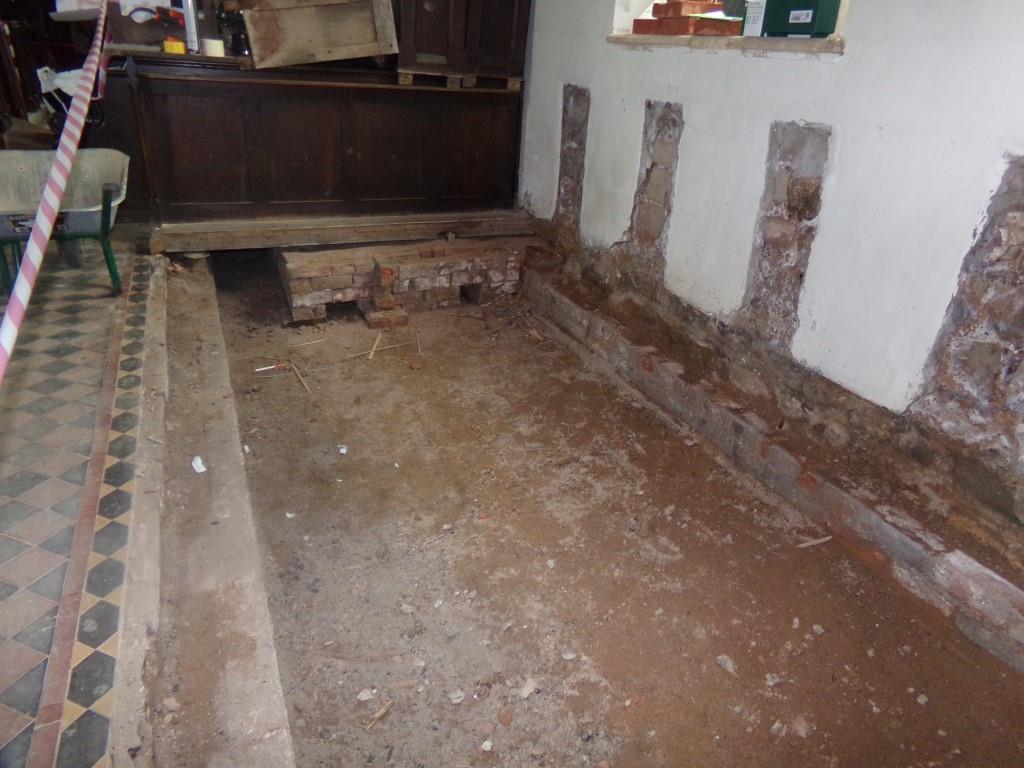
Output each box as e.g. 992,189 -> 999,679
0,246 -> 149,768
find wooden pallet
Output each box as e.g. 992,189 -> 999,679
396,65 -> 522,92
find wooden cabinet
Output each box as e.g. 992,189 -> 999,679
89,58 -> 522,223
398,0 -> 531,80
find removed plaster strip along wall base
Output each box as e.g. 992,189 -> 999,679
523,271 -> 1024,673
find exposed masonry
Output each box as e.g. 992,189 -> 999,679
611,100 -> 684,296
628,101 -> 684,250
524,270 -> 1024,674
567,100 -> 684,299
913,157 -> 1024,524
539,101 -> 1019,530
741,121 -> 831,350
276,239 -> 532,326
553,84 -> 591,233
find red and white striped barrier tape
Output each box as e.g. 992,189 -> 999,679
0,0 -> 109,388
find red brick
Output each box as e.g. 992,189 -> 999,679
310,275 -> 353,290
288,305 -> 327,323
632,18 -> 662,34
633,15 -> 741,35
374,290 -> 398,310
364,308 -> 410,329
652,1 -> 722,18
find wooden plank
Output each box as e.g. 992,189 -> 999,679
153,210 -> 535,253
244,0 -> 397,69
370,0 -> 398,58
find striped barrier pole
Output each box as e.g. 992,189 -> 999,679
0,0 -> 109,388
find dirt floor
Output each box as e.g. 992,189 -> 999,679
188,251 -> 1024,767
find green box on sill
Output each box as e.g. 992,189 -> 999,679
763,0 -> 840,38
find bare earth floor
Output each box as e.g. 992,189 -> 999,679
203,253 -> 1023,767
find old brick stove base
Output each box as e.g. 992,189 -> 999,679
276,238 -> 537,327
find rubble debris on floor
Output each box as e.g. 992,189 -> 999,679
153,251 -> 1024,768
524,269 -> 1024,673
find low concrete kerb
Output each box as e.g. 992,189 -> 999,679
523,270 -> 1024,674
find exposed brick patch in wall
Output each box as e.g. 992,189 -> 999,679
628,101 -> 684,251
554,84 -> 591,236
912,157 -> 1024,524
614,100 -> 685,297
564,100 -> 684,300
740,121 -> 831,350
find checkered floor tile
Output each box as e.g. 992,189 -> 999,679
0,246 -> 150,768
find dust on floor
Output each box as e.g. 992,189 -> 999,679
203,252 -> 1023,767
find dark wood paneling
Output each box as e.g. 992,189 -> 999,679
104,60 -> 522,223
353,91 -> 430,203
160,92 -> 249,206
412,0 -> 452,56
251,95 -> 347,204
439,96 -> 517,205
472,0 -> 530,77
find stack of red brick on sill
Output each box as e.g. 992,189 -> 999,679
632,1 -> 742,36
276,237 -> 544,328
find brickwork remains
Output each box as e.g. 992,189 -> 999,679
740,121 -> 831,350
276,238 -> 535,325
912,157 -> 1024,523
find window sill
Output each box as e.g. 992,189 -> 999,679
607,33 -> 844,56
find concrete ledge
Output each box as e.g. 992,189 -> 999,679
524,271 -> 1024,673
110,258 -> 167,765
156,261 -> 296,767
607,33 -> 844,56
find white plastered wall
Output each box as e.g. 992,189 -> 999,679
518,0 -> 1024,412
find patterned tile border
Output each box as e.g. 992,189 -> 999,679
0,251 -> 123,768
20,256 -> 151,768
